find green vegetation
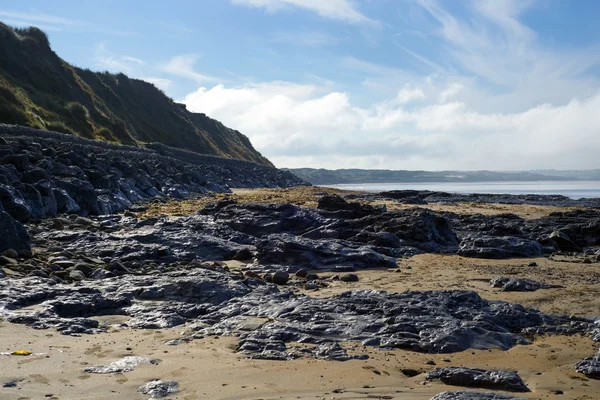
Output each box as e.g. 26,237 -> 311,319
0,23 -> 272,165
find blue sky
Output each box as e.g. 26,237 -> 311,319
2,0 -> 600,170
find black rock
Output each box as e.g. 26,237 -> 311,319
426,367 -> 529,392
430,391 -> 526,400
272,271 -> 289,285
490,276 -> 561,292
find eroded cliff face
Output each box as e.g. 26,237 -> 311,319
0,23 -> 271,165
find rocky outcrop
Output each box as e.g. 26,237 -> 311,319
576,350 -> 600,379
490,276 -> 561,292
458,235 -> 543,259
426,367 -> 529,392
430,392 -> 526,400
0,126 -> 306,224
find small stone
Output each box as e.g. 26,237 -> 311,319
3,249 -> 19,258
400,369 -> 421,377
295,269 -> 308,278
243,270 -> 262,280
527,261 -> 538,267
306,273 -> 319,281
340,273 -> 359,282
272,271 -> 289,285
550,389 -> 564,395
69,270 -> 86,281
0,256 -> 18,265
138,380 -> 178,398
233,248 -> 253,261
305,282 -> 318,290
582,258 -> 592,264
3,381 -> 17,388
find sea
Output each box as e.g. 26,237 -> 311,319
324,180 -> 600,200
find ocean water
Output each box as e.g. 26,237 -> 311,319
324,180 -> 600,200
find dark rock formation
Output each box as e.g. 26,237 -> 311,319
426,367 -> 529,392
0,126 -> 306,221
490,276 -> 561,292
430,391 -> 526,400
458,235 -> 543,259
576,350 -> 600,379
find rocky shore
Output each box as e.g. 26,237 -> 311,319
0,131 -> 599,399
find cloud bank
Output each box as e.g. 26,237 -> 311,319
180,0 -> 600,170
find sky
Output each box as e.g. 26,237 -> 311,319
2,0 -> 600,171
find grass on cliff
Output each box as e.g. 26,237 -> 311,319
0,23 -> 272,165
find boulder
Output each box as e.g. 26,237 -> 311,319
549,230 -> 582,252
0,209 -> 31,253
458,235 -> 543,259
426,367 -> 529,392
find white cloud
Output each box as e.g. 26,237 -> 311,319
0,9 -> 134,35
438,83 -> 463,103
142,77 -> 174,91
231,0 -> 374,24
94,44 -> 145,74
182,79 -> 600,170
163,54 -> 216,84
396,85 -> 426,104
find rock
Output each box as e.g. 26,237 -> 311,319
527,261 -> 538,267
84,356 -> 161,374
272,271 -> 289,285
490,276 -> 561,292
430,392 -> 527,400
549,230 -> 582,252
233,248 -> 253,261
68,270 -> 86,281
3,248 -> 18,258
90,269 -> 116,280
575,350 -> 600,379
0,211 -> 30,253
243,270 -> 262,280
306,273 -> 319,281
317,194 -> 383,218
400,369 -> 421,377
295,269 -> 308,278
73,263 -> 95,277
582,257 -> 592,264
0,256 -> 17,265
340,273 -> 359,282
138,380 -> 179,398
256,233 -> 397,270
426,367 -> 529,392
458,235 -> 543,259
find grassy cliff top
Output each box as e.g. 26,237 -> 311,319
0,23 -> 272,166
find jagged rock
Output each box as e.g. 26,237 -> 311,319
84,356 -> 160,374
458,235 -> 543,259
256,233 -> 397,270
426,367 -> 529,392
430,392 -> 526,400
575,350 -> 600,379
490,276 -> 561,292
0,209 -> 30,253
138,380 -> 179,398
317,194 -> 384,218
549,230 -> 582,252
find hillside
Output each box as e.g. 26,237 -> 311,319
288,168 -> 573,185
0,23 -> 272,166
